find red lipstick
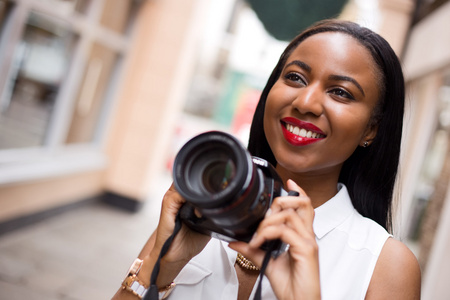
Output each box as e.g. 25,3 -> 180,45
281,117 -> 326,146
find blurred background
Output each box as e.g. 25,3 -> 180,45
0,0 -> 449,299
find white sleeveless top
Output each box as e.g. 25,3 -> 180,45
164,184 -> 391,299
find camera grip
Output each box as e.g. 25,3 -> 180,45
287,190 -> 300,197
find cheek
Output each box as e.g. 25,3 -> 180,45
266,81 -> 297,105
263,91 -> 284,150
329,105 -> 372,142
265,88 -> 279,112
264,86 -> 294,121
263,99 -> 275,141
263,91 -> 279,129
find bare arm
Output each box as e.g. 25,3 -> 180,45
366,238 -> 421,299
138,231 -> 157,258
112,184 -> 210,300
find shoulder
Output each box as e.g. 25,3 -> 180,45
366,238 -> 421,299
335,207 -> 390,254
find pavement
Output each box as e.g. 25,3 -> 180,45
0,173 -> 172,300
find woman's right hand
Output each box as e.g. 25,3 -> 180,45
151,183 -> 211,270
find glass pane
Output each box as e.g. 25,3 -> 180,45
0,12 -> 77,150
65,42 -> 118,144
100,0 -> 139,34
38,0 -> 91,15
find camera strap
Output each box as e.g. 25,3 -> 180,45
144,211 -> 279,300
144,212 -> 182,300
254,247 -> 273,300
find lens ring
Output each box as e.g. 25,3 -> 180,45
173,131 -> 253,208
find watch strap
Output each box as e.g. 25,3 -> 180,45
122,258 -> 177,299
122,258 -> 148,299
127,258 -> 144,276
159,282 -> 176,299
122,274 -> 148,299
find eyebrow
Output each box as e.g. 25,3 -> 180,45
285,60 -> 366,97
328,74 -> 365,97
285,60 -> 311,73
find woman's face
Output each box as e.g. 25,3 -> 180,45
264,32 -> 381,181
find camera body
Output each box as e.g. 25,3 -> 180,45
173,131 -> 287,249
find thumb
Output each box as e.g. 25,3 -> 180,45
286,179 -> 306,196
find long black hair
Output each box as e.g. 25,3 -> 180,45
248,19 -> 405,232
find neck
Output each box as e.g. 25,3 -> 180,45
275,166 -> 340,208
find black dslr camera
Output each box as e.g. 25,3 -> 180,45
173,131 -> 289,252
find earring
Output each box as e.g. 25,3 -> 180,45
363,141 -> 369,148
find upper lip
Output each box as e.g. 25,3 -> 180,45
281,117 -> 326,136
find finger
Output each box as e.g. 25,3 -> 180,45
251,210 -> 312,248
162,183 -> 186,211
269,179 -> 311,214
269,198 -> 314,228
270,195 -> 312,214
286,179 -> 307,196
266,195 -> 316,240
250,223 -> 308,250
285,179 -> 315,225
157,184 -> 187,236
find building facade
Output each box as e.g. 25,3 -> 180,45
0,0 -> 206,226
1,0 -> 449,298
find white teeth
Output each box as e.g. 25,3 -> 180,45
300,128 -> 307,137
286,124 -> 323,139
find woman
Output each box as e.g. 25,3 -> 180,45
113,20 -> 421,300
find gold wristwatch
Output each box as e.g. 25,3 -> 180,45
121,258 -> 176,299
122,258 -> 148,299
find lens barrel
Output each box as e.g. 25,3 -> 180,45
173,131 -> 284,247
173,131 -> 254,209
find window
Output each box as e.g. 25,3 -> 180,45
0,12 -> 77,149
0,0 -> 142,182
65,42 -> 119,144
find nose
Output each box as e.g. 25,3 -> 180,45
291,83 -> 324,116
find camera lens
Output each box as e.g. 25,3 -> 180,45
202,158 -> 236,194
173,131 -> 253,209
174,131 -> 284,248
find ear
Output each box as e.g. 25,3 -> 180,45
360,123 -> 378,147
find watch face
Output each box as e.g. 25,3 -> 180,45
127,258 -> 143,276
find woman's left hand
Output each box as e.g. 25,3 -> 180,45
229,179 -> 321,300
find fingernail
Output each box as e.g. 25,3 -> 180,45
265,208 -> 272,217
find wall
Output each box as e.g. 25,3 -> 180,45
0,0 -> 206,223
104,0 -> 205,203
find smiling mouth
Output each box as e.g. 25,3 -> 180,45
282,122 -> 326,139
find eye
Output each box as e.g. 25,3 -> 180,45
329,88 -> 355,101
284,72 -> 306,86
